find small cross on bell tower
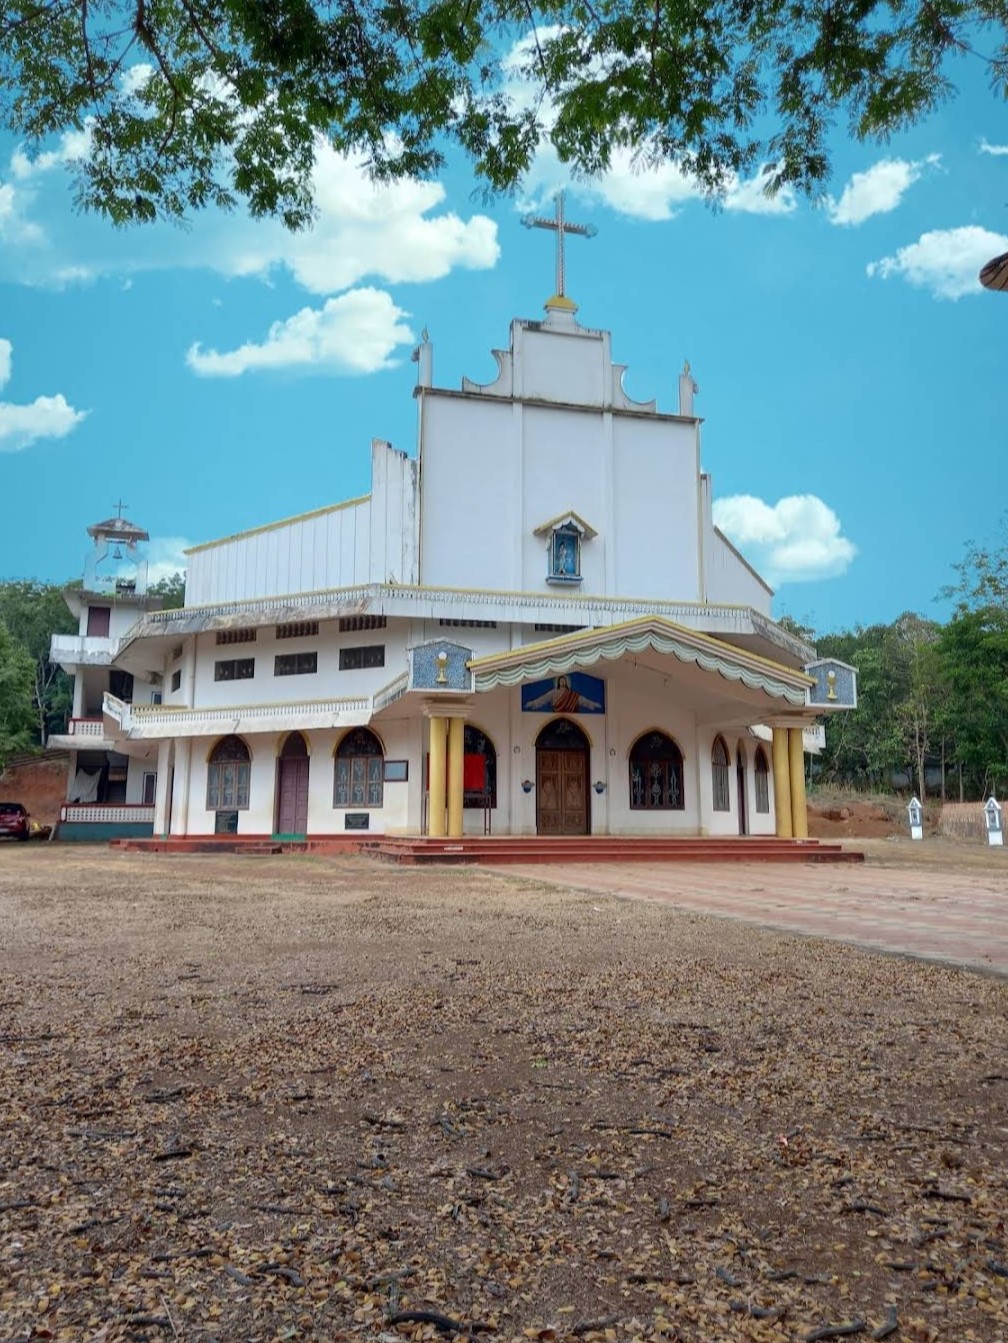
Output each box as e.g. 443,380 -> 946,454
522,191 -> 597,315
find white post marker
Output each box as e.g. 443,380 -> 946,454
907,796 -> 924,841
984,796 -> 1003,847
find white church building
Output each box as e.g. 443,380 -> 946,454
56,218 -> 855,845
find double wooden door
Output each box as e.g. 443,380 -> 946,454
536,748 -> 589,835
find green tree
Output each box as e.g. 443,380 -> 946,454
2,0 -> 1005,227
892,612 -> 943,800
816,623 -> 909,790
938,606 -> 1008,797
0,581 -> 77,746
0,620 -> 36,771
149,571 -> 186,610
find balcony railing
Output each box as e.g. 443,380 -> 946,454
104,691 -> 373,737
60,804 -> 155,824
67,718 -> 105,737
51,635 -> 119,666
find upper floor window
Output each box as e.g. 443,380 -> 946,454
339,645 -> 385,670
275,652 -> 317,676
170,669 -> 182,692
548,525 -> 581,583
216,628 -> 256,645
215,658 -> 255,681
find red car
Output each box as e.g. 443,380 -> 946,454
0,802 -> 31,841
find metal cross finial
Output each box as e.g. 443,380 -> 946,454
522,191 -> 597,299
113,499 -> 129,519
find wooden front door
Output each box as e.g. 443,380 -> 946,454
276,733 -> 309,835
535,719 -> 590,835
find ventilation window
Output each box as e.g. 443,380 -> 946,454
277,621 -> 319,639
339,615 -> 387,632
216,628 -> 257,645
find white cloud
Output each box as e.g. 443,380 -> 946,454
979,139 -> 1008,157
10,126 -> 93,180
0,136 -> 499,300
214,142 -> 499,294
147,536 -> 191,585
867,225 -> 1008,300
713,494 -> 856,585
0,337 -> 88,452
724,165 -> 797,216
827,155 -> 940,226
187,287 -> 413,377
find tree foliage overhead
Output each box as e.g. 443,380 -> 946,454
1,0 -> 1006,227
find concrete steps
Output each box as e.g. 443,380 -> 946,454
367,836 -> 862,865
109,834 -> 862,864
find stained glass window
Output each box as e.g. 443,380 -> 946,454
207,735 -> 251,812
754,747 -> 770,813
334,728 -> 384,808
628,732 -> 684,811
712,736 -> 731,812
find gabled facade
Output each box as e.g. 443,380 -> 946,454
78,298 -> 856,842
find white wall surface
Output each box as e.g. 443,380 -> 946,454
185,499 -> 372,606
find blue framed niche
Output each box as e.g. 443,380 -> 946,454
533,511 -> 598,587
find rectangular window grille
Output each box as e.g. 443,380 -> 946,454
755,768 -> 770,813
216,628 -> 256,645
214,658 -> 255,681
275,652 -> 318,676
207,765 -> 250,810
276,621 -> 319,639
712,764 -> 731,812
170,669 -> 182,692
339,645 -> 385,670
142,772 -> 157,805
535,623 -> 585,633
339,615 -> 386,632
439,618 -> 497,629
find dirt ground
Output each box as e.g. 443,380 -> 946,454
1,850 -> 1007,1343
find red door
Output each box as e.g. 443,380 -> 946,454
276,734 -> 309,835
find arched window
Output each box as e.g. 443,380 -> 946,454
463,726 -> 497,809
629,731 -> 685,811
207,735 -> 251,812
754,746 -> 770,813
334,728 -> 384,808
711,736 -> 731,812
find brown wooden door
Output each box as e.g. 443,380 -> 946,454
537,748 -> 588,835
277,757 -> 309,835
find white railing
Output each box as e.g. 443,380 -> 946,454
60,804 -> 155,824
67,718 -> 105,737
103,692 -> 130,727
373,673 -> 408,712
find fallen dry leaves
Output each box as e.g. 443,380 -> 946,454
0,848 -> 1006,1343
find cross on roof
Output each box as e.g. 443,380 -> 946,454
113,499 -> 129,519
522,191 -> 597,302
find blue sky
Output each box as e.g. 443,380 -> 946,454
0,44 -> 1005,637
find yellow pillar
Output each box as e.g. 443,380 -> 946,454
447,717 -> 465,838
771,727 -> 793,838
428,716 -> 447,837
788,727 -> 808,839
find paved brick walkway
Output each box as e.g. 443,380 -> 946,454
497,854 -> 1008,977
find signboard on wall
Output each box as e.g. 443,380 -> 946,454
521,673 -> 605,715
